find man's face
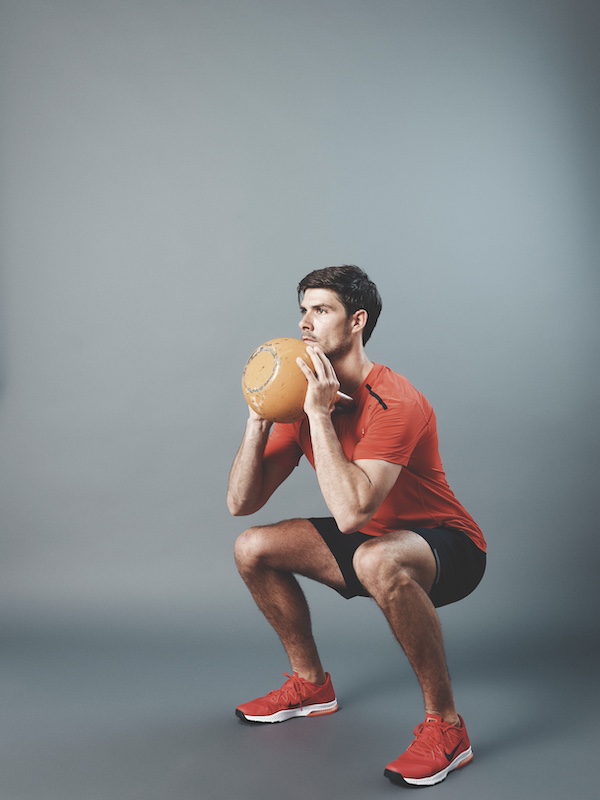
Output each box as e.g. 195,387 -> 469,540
298,288 -> 354,361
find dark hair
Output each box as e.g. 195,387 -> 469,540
297,265 -> 382,344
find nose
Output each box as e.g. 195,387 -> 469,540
299,311 -> 312,331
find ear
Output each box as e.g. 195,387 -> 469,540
351,309 -> 368,336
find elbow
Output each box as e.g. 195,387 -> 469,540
333,493 -> 379,533
337,522 -> 359,535
335,509 -> 374,535
227,495 -> 248,517
226,500 -> 239,517
228,505 -> 252,518
227,493 -> 260,517
228,505 -> 252,517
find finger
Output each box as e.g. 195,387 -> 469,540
308,346 -> 339,387
306,346 -> 328,378
248,404 -> 270,422
296,356 -> 315,381
311,346 -> 336,378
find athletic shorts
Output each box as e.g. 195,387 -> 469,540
308,517 -> 486,608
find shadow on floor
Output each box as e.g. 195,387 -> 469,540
0,617 -> 596,800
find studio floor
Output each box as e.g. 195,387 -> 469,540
0,606 -> 596,800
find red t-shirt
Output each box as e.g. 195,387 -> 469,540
263,363 -> 486,552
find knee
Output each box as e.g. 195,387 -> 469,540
353,541 -> 412,597
234,526 -> 270,572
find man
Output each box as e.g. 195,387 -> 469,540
227,265 -> 486,787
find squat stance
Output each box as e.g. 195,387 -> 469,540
227,265 -> 486,787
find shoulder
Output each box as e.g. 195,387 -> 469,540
365,364 -> 430,410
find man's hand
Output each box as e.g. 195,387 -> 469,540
296,346 -> 340,418
247,404 -> 271,423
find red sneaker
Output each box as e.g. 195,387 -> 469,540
236,672 -> 338,723
384,713 -> 473,786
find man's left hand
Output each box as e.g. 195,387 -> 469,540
296,346 -> 340,417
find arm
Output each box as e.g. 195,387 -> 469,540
308,415 -> 401,533
227,410 -> 294,516
298,347 -> 402,533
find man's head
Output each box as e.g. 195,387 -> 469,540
297,265 -> 382,345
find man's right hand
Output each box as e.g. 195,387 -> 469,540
247,405 -> 273,425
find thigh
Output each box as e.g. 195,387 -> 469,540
242,518 -> 349,593
411,527 -> 487,608
354,530 -> 438,595
309,517 -> 372,599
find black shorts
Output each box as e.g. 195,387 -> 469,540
308,517 -> 486,608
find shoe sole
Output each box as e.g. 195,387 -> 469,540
384,747 -> 473,787
236,699 -> 339,724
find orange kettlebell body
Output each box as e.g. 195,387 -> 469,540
241,338 -> 315,423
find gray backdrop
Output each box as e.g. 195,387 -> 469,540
0,2 -> 598,799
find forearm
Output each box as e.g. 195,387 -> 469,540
227,417 -> 273,515
307,412 -> 376,533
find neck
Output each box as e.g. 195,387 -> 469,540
332,348 -> 373,395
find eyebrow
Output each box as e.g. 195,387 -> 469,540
299,302 -> 335,312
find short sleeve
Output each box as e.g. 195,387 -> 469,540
352,398 -> 430,466
263,422 -> 303,469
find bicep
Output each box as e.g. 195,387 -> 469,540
353,459 -> 402,512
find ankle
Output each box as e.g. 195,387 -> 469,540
295,669 -> 327,686
445,715 -> 460,726
425,708 -> 460,726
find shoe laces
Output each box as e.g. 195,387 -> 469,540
408,718 -> 457,758
267,673 -> 309,707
